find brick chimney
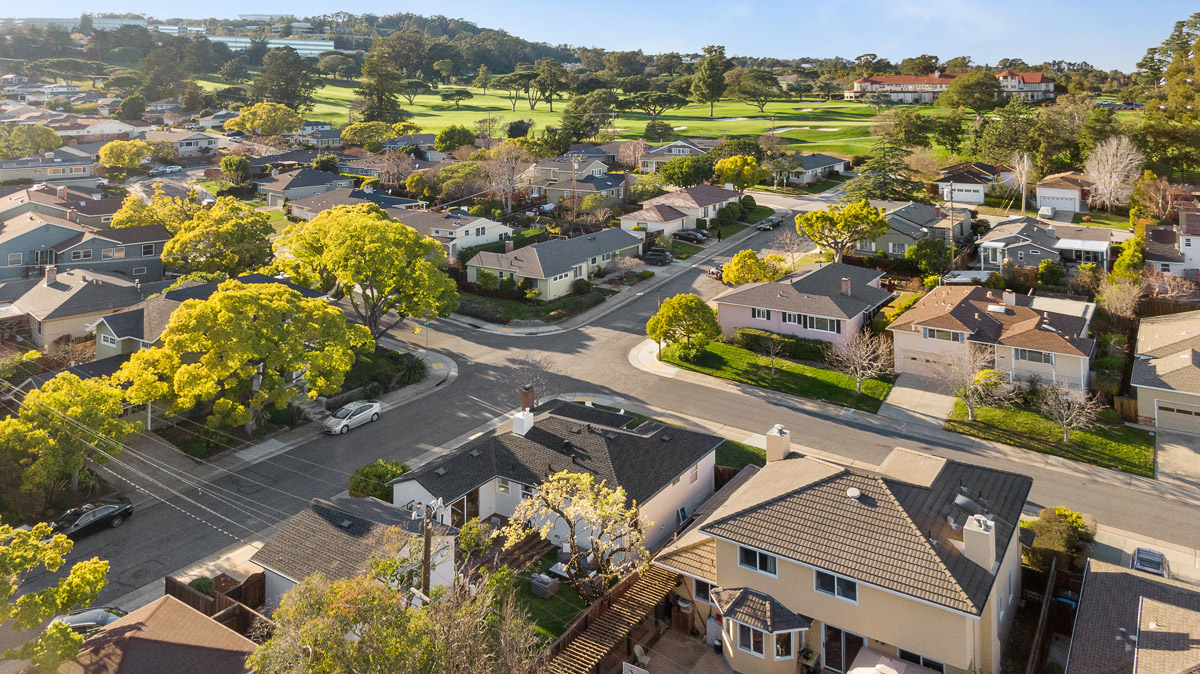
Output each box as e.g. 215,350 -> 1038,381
44,266 -> 57,285
934,205 -> 942,218
841,277 -> 851,296
55,185 -> 68,199
66,209 -> 77,222
520,384 -> 535,412
504,239 -> 515,253
764,424 -> 791,462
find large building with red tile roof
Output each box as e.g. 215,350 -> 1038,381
845,70 -> 1055,104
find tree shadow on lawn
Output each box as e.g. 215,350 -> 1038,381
684,349 -> 883,413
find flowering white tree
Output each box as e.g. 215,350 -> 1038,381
1010,151 -> 1033,213
1084,136 -> 1144,214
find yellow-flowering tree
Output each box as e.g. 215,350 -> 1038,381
162,198 -> 273,276
721,249 -> 787,285
225,102 -> 304,137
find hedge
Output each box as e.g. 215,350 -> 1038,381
457,299 -> 512,324
734,328 -> 830,363
339,173 -> 381,189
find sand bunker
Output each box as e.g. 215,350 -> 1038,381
672,126 -> 687,131
773,127 -> 808,132
816,127 -> 839,131
797,108 -> 814,112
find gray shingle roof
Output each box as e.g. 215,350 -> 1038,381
714,262 -> 892,320
470,229 -> 642,279
23,352 -> 132,391
978,217 -> 1059,252
256,168 -> 349,191
97,308 -> 144,340
1144,225 -> 1185,263
700,453 -> 1032,615
642,185 -> 740,210
711,588 -> 813,633
884,202 -> 969,239
9,271 -> 170,321
288,188 -> 421,217
620,204 -> 687,223
248,149 -> 321,168
797,153 -> 847,171
392,400 -> 723,506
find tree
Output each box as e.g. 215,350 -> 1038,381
226,102 -> 304,137
353,46 -> 407,123
618,91 -> 688,122
0,523 -> 109,673
162,198 -> 274,277
721,249 -> 786,285
274,204 -> 459,341
219,155 -> 249,186
843,136 -> 926,203
713,155 -> 768,192
472,64 -> 491,93
762,153 -> 799,188
942,56 -> 972,72
1037,259 -> 1064,286
395,79 -> 432,106
1039,386 -> 1105,442
252,47 -> 323,112
116,94 -> 145,121
111,185 -> 202,232
432,58 -> 455,84
498,471 -> 646,590
830,332 -> 893,394
104,75 -> 143,96
1085,136 -> 1144,214
814,75 -> 841,100
116,281 -> 371,432
483,141 -> 533,214
899,54 -> 940,76
180,81 -> 205,112
971,98 -> 1038,164
860,92 -> 892,113
938,71 -> 1003,113
217,58 -> 249,83
878,107 -> 931,148
1132,169 -> 1192,221
1115,238 -> 1148,284
645,292 -> 720,357
0,124 -> 61,160
146,141 -> 177,167
97,139 -> 150,178
1097,278 -> 1143,330
944,346 -> 1007,421
855,53 -> 883,77
795,200 -> 890,263
725,69 -> 783,113
930,107 -> 966,154
137,48 -> 184,99
658,155 -> 714,187
494,74 -> 524,112
439,88 -> 474,109
616,139 -> 647,169
1011,151 -> 1034,213
642,120 -> 674,143
317,54 -> 355,78
905,237 -> 951,275
341,121 -> 398,149
691,53 -> 728,117
533,58 -> 569,112
434,125 -> 476,153
560,88 -> 618,143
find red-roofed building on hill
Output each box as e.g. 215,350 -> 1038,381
844,70 -> 1055,105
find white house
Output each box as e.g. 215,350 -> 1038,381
394,210 -> 513,260
143,130 -> 219,156
1180,211 -> 1200,271
619,204 -> 688,238
1036,172 -> 1093,214
782,153 -> 851,186
636,184 -> 741,228
390,399 -> 725,551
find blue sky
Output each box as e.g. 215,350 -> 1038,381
31,0 -> 1193,71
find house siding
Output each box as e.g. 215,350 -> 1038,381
716,303 -> 861,350
1134,386 -> 1200,431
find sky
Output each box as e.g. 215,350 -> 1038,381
23,0 -> 1196,71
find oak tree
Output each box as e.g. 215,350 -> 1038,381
795,200 -> 889,262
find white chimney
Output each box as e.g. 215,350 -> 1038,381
512,410 -> 535,437
1002,291 -> 1016,306
724,182 -> 734,191
765,424 -> 790,462
963,514 -> 996,571
43,266 -> 57,285
841,277 -> 851,296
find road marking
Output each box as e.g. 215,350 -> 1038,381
431,363 -> 445,370
499,327 -> 514,332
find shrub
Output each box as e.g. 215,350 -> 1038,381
1022,506 -> 1096,572
349,459 -> 410,500
524,288 -> 541,301
476,269 -> 499,292
850,154 -> 870,167
265,404 -> 305,427
740,195 -> 756,211
571,278 -> 592,296
672,342 -> 705,363
734,328 -> 829,363
457,299 -> 511,324
187,577 -> 215,596
695,218 -> 708,229
498,277 -> 517,294
1037,259 -> 1064,286
638,270 -> 655,281
396,352 -> 428,385
923,274 -> 940,289
568,292 -> 606,314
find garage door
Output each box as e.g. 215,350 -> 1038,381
1040,195 -> 1077,211
1157,400 -> 1200,435
902,351 -> 951,378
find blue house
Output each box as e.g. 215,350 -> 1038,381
0,209 -> 170,283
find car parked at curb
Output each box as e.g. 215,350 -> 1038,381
52,607 -> 127,634
49,497 -> 133,539
673,230 -> 709,244
642,248 -> 673,266
1131,547 -> 1170,578
322,400 -> 382,434
756,216 -> 781,230
706,267 -> 724,281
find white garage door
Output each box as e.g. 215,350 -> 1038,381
1157,400 -> 1200,435
902,351 -> 952,378
1040,195 -> 1077,211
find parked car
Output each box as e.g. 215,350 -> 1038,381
184,123 -> 202,130
228,136 -> 243,143
756,217 -> 780,231
1131,547 -> 1170,578
642,248 -> 673,266
225,129 -> 245,138
147,165 -> 183,177
322,400 -> 382,434
49,497 -> 133,539
706,267 -> 724,281
673,230 -> 709,244
95,177 -> 109,187
52,607 -> 127,634
694,228 -> 713,239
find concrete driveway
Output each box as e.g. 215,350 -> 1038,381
1156,430 -> 1200,488
877,374 -> 957,429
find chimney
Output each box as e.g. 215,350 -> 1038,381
1002,291 -> 1016,306
512,409 -> 535,437
1046,225 -> 1056,238
724,182 -> 734,191
66,209 -> 77,222
520,384 -> 535,412
963,514 -> 996,571
934,205 -> 942,218
841,277 -> 851,296
764,424 -> 790,462
55,185 -> 67,199
504,239 -> 515,253
363,184 -> 374,193
271,168 -> 280,177
44,266 -> 57,285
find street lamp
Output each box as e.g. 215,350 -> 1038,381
422,320 -> 431,362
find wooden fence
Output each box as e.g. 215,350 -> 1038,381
164,576 -> 216,615
1025,558 -> 1057,674
544,570 -> 643,662
1114,396 -> 1138,422
1138,298 -> 1200,317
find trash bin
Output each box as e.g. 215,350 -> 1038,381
713,638 -> 722,654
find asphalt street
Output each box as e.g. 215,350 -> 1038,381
25,204 -> 1200,607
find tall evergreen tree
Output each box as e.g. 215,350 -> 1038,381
252,47 -> 323,113
843,136 -> 927,203
691,48 -> 729,117
353,45 -> 408,123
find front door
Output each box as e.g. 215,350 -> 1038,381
823,624 -> 865,674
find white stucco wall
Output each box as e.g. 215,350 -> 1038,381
639,450 -> 717,551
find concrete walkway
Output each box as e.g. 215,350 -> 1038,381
877,374 -> 957,430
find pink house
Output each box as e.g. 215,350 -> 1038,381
713,262 -> 894,349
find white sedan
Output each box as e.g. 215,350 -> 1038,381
322,400 -> 381,434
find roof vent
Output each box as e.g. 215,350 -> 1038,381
986,305 -> 1006,314
661,433 -> 673,442
338,519 -> 353,528
433,467 -> 447,477
562,439 -> 572,451
569,425 -> 582,434
605,432 -> 618,440
846,487 -> 862,500
953,492 -> 983,516
469,449 -> 480,458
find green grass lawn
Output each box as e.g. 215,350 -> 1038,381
259,208 -> 292,234
662,342 -> 894,413
668,240 -> 704,259
512,551 -> 592,642
716,439 -> 766,469
741,205 -> 774,224
1074,211 -> 1132,230
944,402 -> 1155,477
195,178 -> 232,194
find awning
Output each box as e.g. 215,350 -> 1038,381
848,648 -> 944,674
1054,239 -> 1109,253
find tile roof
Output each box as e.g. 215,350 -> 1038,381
620,204 -> 687,223
1132,310 -> 1200,396
58,595 -> 256,674
1066,559 -> 1200,674
470,228 -> 642,279
700,451 -> 1032,615
714,262 -> 893,320
392,400 -> 723,506
256,168 -> 350,191
642,184 -> 740,210
711,587 -> 812,633
887,285 -> 1096,357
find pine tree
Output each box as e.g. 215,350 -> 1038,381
843,136 -> 927,203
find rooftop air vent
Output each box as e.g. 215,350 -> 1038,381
338,519 -> 353,528
433,467 -> 447,477
469,449 -> 480,458
562,439 -> 572,451
569,425 -> 582,434
953,492 -> 983,516
846,487 -> 862,500
605,432 -> 618,440
661,434 -> 673,442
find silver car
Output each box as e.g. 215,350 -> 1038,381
322,400 -> 381,434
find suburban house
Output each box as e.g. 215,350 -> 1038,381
0,183 -> 124,227
638,139 -> 719,173
251,495 -> 456,611
338,154 -> 441,182
619,204 -> 690,238
0,147 -> 95,184
977,217 -> 1061,270
935,162 -> 1015,206
654,437 -> 1032,674
524,157 -> 627,204
50,117 -> 146,141
143,129 -> 219,156
1144,225 -> 1187,275
0,209 -> 169,282
94,97 -> 122,116
467,228 -> 643,302
1180,211 -> 1200,271
196,109 -> 238,130
299,119 -> 332,134
636,184 -> 742,229
382,133 -> 446,161
1053,224 -> 1131,267
844,71 -> 1055,104
286,187 -> 424,221
887,285 -> 1095,393
858,202 -> 970,257
297,128 -> 343,149
146,97 -> 181,111
54,595 -> 258,674
565,140 -> 626,166
254,169 -> 355,207
712,262 -> 894,348
1036,172 -> 1093,214
1065,559 -> 1200,674
781,153 -> 851,186
6,352 -> 132,400
393,210 -> 512,260
390,399 -> 725,550
247,149 -> 320,174
1131,310 -> 1200,434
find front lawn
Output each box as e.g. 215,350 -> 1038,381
716,439 -> 766,469
666,240 -> 704,259
944,402 -> 1155,477
662,342 -> 893,413
741,205 -> 775,224
260,208 -> 292,234
512,551 -> 592,642
708,222 -> 747,240
1073,211 -> 1131,230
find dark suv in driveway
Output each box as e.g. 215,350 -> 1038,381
642,248 -> 674,266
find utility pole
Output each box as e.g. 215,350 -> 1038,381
421,499 -> 437,597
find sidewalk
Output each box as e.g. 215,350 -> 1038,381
98,344 -> 459,511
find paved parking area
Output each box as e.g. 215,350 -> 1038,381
645,630 -> 730,674
877,374 -> 957,429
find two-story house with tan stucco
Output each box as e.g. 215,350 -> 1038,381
655,432 -> 1032,674
524,157 -> 627,204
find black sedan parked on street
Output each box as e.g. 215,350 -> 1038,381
673,230 -> 710,244
49,497 -> 133,539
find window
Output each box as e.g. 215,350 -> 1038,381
815,570 -> 858,602
573,266 -> 582,278
497,478 -> 510,494
855,241 -> 876,252
99,334 -> 118,347
805,316 -> 841,333
694,579 -> 713,604
689,463 -> 699,484
1160,263 -> 1172,272
676,506 -> 688,525
1015,348 -> 1054,365
591,257 -> 597,264
1186,238 -> 1192,248
1030,249 -> 1041,256
141,243 -> 155,257
70,249 -> 92,261
889,242 -> 909,254
474,226 -> 486,237
520,484 -> 535,500
33,249 -> 54,265
1017,251 -> 1024,262
898,650 -> 945,674
738,546 -> 777,576
738,623 -> 765,657
774,632 -> 793,659
102,248 -> 114,260
6,253 -> 20,266
752,308 -> 771,321
132,267 -> 147,276
922,327 -> 963,342
782,312 -> 800,325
